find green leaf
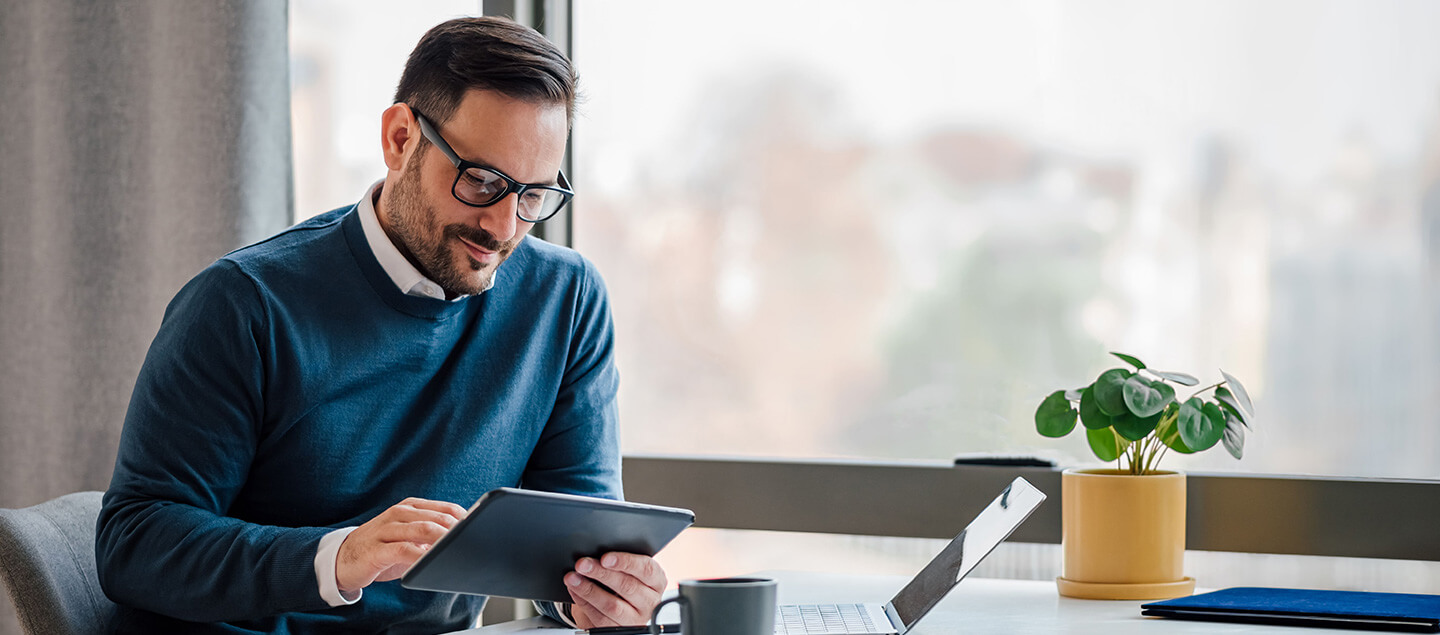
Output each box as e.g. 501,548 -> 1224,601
1220,369 -> 1255,417
1221,410 -> 1246,459
1178,398 -> 1211,450
1092,369 -> 1132,416
1086,426 -> 1127,462
1201,402 -> 1228,445
1111,409 -> 1162,442
1035,390 -> 1077,437
1158,413 -> 1197,454
1078,387 -> 1113,430
1153,370 -> 1199,386
1122,375 -> 1174,418
1214,387 -> 1251,429
1179,398 -> 1225,451
1220,409 -> 1245,458
1110,352 -> 1146,370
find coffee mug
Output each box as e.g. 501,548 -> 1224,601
649,576 -> 777,635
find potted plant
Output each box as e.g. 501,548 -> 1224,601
1034,352 -> 1255,600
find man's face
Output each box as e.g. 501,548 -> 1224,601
379,89 -> 569,297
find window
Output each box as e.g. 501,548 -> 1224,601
290,0 -> 482,220
572,0 -> 1440,480
286,2 -> 1440,596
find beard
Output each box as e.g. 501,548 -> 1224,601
380,152 -> 521,297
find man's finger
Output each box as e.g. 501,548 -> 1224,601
378,507 -> 462,531
594,552 -> 666,593
383,540 -> 429,562
398,497 -> 469,519
566,591 -> 618,628
368,542 -> 430,582
565,571 -> 638,625
574,558 -> 654,606
376,519 -> 450,546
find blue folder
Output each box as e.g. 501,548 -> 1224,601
1141,587 -> 1440,632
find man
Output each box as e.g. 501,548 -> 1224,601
96,17 -> 665,633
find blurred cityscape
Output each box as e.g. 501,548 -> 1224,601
580,71 -> 1440,478
570,1 -> 1440,480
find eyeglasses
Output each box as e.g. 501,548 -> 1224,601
410,107 -> 574,223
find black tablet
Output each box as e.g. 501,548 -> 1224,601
399,488 -> 695,603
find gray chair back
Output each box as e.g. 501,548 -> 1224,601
0,491 -> 115,635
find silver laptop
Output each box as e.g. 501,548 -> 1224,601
774,477 -> 1046,635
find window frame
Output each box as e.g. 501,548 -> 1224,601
623,455 -> 1440,561
483,0 -> 573,247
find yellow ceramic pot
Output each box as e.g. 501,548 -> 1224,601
1056,468 -> 1196,600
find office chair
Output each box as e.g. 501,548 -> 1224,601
0,491 -> 116,635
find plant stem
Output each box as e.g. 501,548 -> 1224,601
1137,409 -> 1181,475
1130,436 -> 1149,475
1135,439 -> 1145,475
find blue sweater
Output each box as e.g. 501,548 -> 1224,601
96,205 -> 621,633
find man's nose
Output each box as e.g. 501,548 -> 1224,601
478,193 -> 521,243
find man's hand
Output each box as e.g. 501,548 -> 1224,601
564,552 -> 668,627
336,497 -> 467,596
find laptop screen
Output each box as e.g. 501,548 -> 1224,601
886,477 -> 1047,630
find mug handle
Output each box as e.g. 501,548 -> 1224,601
649,595 -> 687,635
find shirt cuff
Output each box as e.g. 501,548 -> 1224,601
315,526 -> 362,607
536,600 -> 579,627
558,602 -> 578,628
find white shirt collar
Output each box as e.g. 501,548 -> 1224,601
357,179 -> 493,301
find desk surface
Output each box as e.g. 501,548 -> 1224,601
453,571 -> 1368,634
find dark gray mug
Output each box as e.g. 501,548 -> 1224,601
649,577 -> 777,635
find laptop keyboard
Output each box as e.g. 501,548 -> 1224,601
775,603 -> 881,634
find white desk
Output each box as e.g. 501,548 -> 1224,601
451,571 -> 1364,634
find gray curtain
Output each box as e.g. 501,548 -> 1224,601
0,2 -> 291,632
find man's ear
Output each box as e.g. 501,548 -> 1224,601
380,103 -> 417,171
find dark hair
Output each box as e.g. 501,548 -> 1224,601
393,16 -> 577,130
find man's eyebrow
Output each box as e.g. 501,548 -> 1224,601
455,152 -> 559,186
431,117 -> 559,186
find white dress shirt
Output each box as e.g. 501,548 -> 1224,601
356,178 -> 496,300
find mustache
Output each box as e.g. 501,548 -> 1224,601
444,223 -> 507,252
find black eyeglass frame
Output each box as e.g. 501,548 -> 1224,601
409,106 -> 574,223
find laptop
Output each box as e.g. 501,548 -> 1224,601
774,476 -> 1047,635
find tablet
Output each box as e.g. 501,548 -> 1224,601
399,488 -> 695,603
